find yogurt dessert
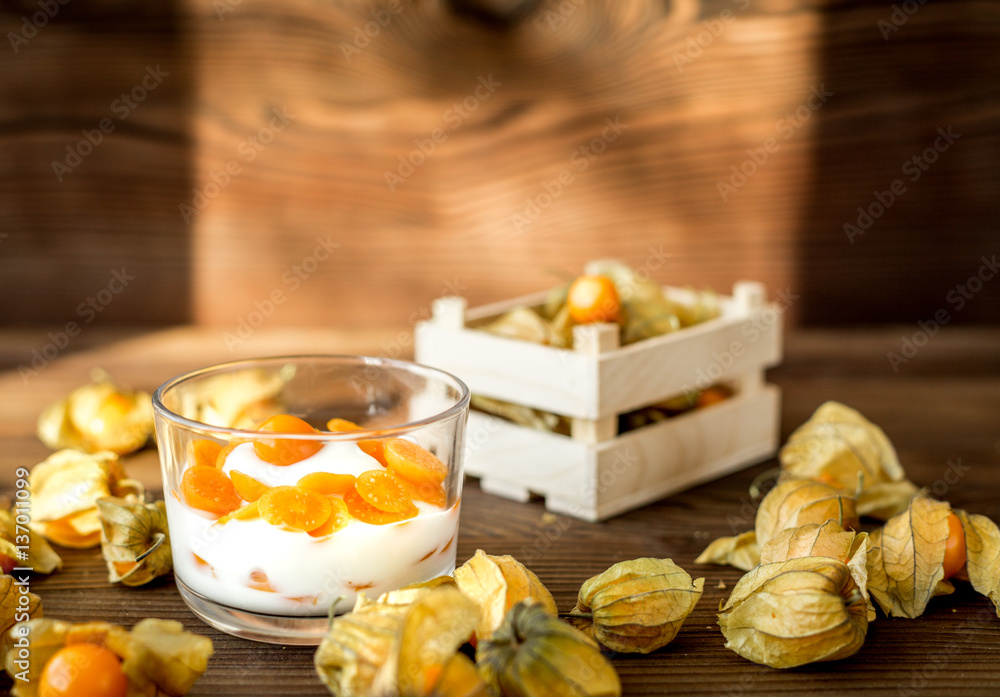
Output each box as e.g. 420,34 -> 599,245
167,416 -> 460,616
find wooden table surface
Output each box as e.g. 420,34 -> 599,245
1,326 -> 999,696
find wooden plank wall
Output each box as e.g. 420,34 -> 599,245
0,1 -> 194,325
1,0 -> 998,331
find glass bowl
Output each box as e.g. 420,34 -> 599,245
152,355 -> 470,644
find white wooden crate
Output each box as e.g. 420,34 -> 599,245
414,279 -> 783,521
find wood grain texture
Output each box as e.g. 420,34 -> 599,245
0,325 -> 998,695
2,0 -> 998,329
0,1 -> 195,324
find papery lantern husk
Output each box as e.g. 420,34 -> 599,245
37,371 -> 154,456
568,558 -> 703,654
866,495 -> 957,619
173,367 -> 287,429
759,520 -> 875,621
779,401 -> 918,520
29,450 -> 144,548
718,557 -> 868,668
696,479 -> 859,571
0,505 -> 61,574
954,509 -> 1000,616
476,600 -> 621,697
97,497 -> 171,586
3,617 -> 213,697
1,575 -> 42,659
315,585 -> 483,697
453,549 -> 558,642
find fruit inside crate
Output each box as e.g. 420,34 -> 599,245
414,273 -> 783,521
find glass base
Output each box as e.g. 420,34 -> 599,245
176,578 -> 331,645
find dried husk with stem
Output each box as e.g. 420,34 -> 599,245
476,600 -> 621,697
779,401 -> 919,520
29,449 -> 144,549
718,557 -> 869,668
696,478 -> 860,571
758,520 -> 875,620
567,558 -> 703,654
3,617 -> 213,697
453,549 -> 558,642
315,585 -> 487,697
97,497 -> 172,586
37,370 -> 154,456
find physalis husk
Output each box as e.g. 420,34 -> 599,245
865,495 -> 984,618
476,600 -> 621,697
3,617 -> 212,697
1,574 -> 42,660
37,371 -> 153,456
171,366 -> 288,429
98,497 -> 171,586
954,508 -> 1000,616
30,449 -> 144,549
453,549 -> 558,642
696,478 -> 859,571
568,558 -> 703,654
780,401 -> 919,520
718,557 -> 868,668
0,504 -> 61,574
315,585 -> 484,697
759,520 -> 874,621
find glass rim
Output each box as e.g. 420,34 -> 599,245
152,354 -> 471,440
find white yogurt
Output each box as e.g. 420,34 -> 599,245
167,441 -> 460,616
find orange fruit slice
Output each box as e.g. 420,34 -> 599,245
188,439 -> 223,469
385,439 -> 448,486
297,471 -> 356,496
327,417 -> 388,466
253,415 -> 323,466
308,497 -> 352,537
344,488 -> 417,525
258,485 -> 332,532
356,469 -> 414,513
230,470 -> 270,502
181,465 -> 241,516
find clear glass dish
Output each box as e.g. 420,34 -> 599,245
152,355 -> 470,645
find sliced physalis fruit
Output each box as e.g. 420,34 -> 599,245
230,470 -> 270,502
309,497 -> 351,538
297,471 -> 356,496
215,441 -> 242,469
385,439 -> 448,487
344,488 -> 417,526
181,465 -> 241,516
216,501 -> 261,526
259,485 -> 332,532
326,417 -> 388,466
400,478 -> 448,508
187,439 -> 223,469
356,470 -> 414,513
253,415 -> 322,466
